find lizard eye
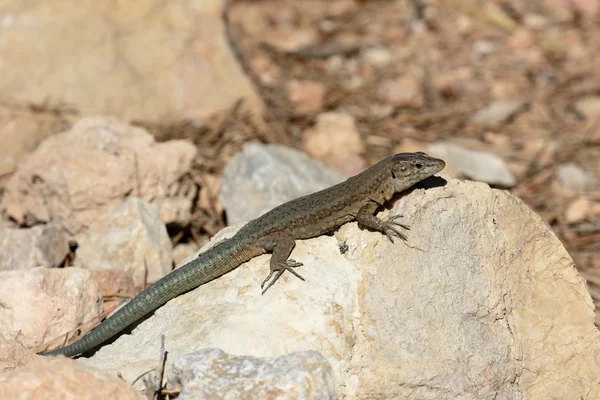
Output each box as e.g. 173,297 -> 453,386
415,163 -> 422,169
391,170 -> 396,178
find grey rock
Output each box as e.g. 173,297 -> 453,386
170,349 -> 335,400
429,142 -> 516,186
219,143 -> 344,225
472,99 -> 528,128
557,163 -> 595,192
0,224 -> 69,271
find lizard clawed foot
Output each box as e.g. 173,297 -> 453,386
261,259 -> 304,295
382,214 -> 409,243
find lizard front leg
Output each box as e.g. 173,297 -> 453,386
257,233 -> 305,294
357,200 -> 410,243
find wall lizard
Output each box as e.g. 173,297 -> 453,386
40,152 -> 445,357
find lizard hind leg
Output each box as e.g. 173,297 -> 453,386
256,232 -> 305,294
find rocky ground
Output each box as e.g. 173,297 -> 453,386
1,1 -> 600,398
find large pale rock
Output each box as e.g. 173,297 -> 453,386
74,197 -> 173,287
4,117 -> 197,237
81,178 -> 600,399
169,349 -> 335,400
0,267 -> 101,349
0,357 -> 143,400
0,0 -> 262,122
219,143 -> 344,225
0,224 -> 69,271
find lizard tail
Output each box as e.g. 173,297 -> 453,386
40,238 -> 253,357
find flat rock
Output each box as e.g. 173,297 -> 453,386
81,178 -> 600,399
219,143 -> 344,225
0,224 -> 69,271
74,197 -> 173,287
4,117 -> 197,237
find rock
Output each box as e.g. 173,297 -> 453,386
565,197 -> 591,224
0,0 -> 263,122
0,357 -> 143,400
0,342 -> 37,374
81,178 -> 600,399
361,46 -> 392,66
89,270 -> 136,299
377,75 -> 424,108
0,267 -> 100,349
4,117 -> 197,237
158,197 -> 193,228
0,224 -> 69,271
472,40 -> 496,56
429,142 -> 516,186
574,96 -> 600,120
169,349 -> 335,400
219,144 -> 344,225
556,163 -> 595,193
74,198 -> 172,288
0,110 -> 57,190
172,243 -> 199,268
472,99 -> 528,128
286,80 -> 326,114
302,112 -> 364,169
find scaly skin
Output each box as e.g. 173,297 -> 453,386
40,152 -> 445,357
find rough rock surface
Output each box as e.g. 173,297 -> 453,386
0,267 -> 100,350
0,224 -> 69,271
219,143 -> 344,224
0,0 -> 262,122
81,177 -> 600,399
169,349 -> 335,400
4,117 -> 197,237
0,356 -> 143,400
74,197 -> 173,287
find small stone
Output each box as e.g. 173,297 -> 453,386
473,40 -> 495,56
302,112 -> 364,163
524,13 -> 550,29
362,46 -> 392,66
472,99 -> 528,128
378,75 -> 423,108
557,164 -> 595,193
573,96 -> 600,120
429,142 -> 516,187
286,80 -> 326,114
565,197 -> 591,224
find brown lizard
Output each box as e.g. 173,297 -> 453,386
40,152 -> 445,357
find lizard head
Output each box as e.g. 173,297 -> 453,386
389,152 -> 445,194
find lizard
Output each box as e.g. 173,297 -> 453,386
40,151 -> 445,357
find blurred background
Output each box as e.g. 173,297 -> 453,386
0,0 -> 599,321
